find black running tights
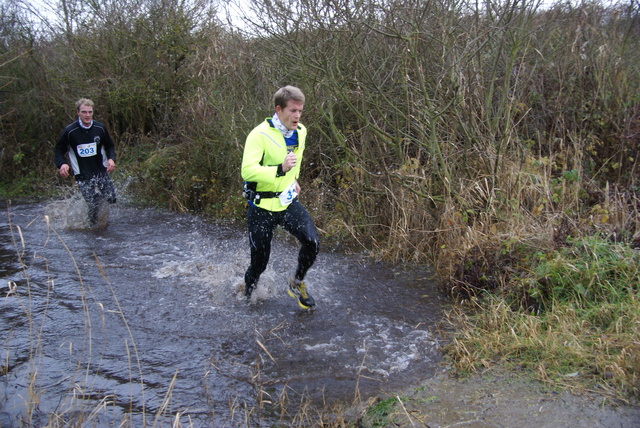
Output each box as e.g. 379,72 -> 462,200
244,199 -> 319,287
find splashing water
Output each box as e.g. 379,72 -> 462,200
0,198 -> 444,426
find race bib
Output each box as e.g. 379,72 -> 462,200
279,181 -> 298,206
77,142 -> 97,157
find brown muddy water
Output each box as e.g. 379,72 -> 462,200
0,197 -> 444,426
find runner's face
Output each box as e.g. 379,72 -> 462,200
276,100 -> 304,131
77,105 -> 93,127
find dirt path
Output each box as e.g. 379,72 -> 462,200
368,367 -> 640,427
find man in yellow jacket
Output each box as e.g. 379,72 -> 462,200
241,86 -> 320,309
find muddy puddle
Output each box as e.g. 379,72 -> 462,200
1,198 -> 443,426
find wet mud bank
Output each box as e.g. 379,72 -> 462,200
387,367 -> 640,427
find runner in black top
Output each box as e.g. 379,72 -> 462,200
54,98 -> 117,226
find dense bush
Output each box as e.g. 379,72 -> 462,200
0,0 -> 638,280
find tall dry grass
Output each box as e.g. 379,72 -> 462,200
2,0 -> 637,262
1,0 -> 639,402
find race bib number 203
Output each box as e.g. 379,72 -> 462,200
77,142 -> 97,157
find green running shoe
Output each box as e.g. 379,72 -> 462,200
288,278 -> 316,309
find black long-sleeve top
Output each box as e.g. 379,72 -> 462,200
54,120 -> 116,179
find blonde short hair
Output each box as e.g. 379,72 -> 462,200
75,98 -> 94,111
273,86 -> 305,109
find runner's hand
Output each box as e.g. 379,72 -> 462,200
282,152 -> 297,173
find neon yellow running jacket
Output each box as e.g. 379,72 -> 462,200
241,118 -> 307,212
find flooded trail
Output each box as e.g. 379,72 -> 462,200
0,199 -> 444,426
